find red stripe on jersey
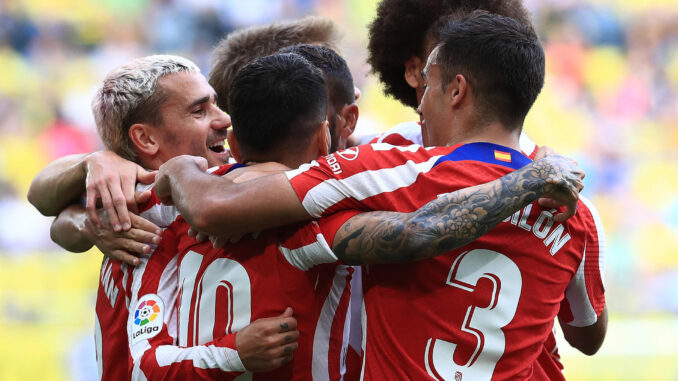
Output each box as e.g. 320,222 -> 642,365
96,258 -> 132,380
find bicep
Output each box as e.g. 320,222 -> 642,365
28,154 -> 88,215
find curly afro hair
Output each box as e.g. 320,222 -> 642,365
367,0 -> 532,110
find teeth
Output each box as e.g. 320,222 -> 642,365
209,139 -> 226,150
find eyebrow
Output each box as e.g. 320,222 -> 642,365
188,92 -> 216,109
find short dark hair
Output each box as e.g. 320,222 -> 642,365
209,17 -> 340,112
278,44 -> 354,112
228,53 -> 328,157
367,0 -> 532,110
435,11 -> 545,127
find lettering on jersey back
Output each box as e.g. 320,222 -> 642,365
503,206 -> 572,255
326,154 -> 343,175
101,259 -> 119,308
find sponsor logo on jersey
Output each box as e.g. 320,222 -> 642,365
336,147 -> 359,161
132,294 -> 164,344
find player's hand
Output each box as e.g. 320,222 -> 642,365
187,227 -> 210,243
235,307 -> 299,372
155,155 -> 209,205
84,151 -> 156,232
533,145 -> 557,160
533,153 -> 585,222
83,208 -> 162,266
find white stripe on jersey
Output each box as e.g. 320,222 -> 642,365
278,232 -> 337,271
285,160 -> 321,180
139,202 -> 180,229
128,254 -> 179,363
581,195 -> 606,287
155,344 -> 245,371
313,265 -> 350,381
131,341 -> 151,381
564,196 -> 606,327
291,155 -> 443,218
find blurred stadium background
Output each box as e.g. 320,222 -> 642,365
0,0 -> 677,379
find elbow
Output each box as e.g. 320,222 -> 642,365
27,184 -> 53,216
50,222 -> 90,253
567,338 -> 604,356
562,309 -> 608,356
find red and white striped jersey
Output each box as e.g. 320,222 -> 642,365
95,257 -> 133,380
125,164 -> 245,380
285,142 -> 606,380
126,163 -> 360,380
369,121 -> 540,159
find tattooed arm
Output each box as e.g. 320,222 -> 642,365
331,154 -> 584,265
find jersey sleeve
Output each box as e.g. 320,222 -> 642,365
316,210 -> 363,249
558,196 -> 607,327
127,226 -> 246,380
285,143 -> 450,218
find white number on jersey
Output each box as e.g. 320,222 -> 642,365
177,251 -> 252,346
425,249 -> 522,381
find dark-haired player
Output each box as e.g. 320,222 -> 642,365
366,2 -> 603,377
155,12 -> 605,379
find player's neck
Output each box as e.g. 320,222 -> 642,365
452,121 -> 522,151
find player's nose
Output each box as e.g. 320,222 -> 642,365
212,108 -> 231,131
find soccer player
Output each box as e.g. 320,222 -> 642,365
154,12 -> 606,379
208,20 -> 360,153
367,1 -> 593,375
133,51 -> 584,380
27,18 -> 350,379
366,0 -> 534,147
27,55 -> 296,380
209,16 -> 343,112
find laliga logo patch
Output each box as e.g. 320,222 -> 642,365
132,294 -> 164,344
336,147 -> 359,161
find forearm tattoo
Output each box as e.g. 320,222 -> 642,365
333,155 -> 580,265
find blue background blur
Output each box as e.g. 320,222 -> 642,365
0,0 -> 677,379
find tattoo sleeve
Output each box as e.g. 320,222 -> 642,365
332,156 -> 579,265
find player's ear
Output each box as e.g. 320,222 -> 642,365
129,123 -> 159,156
226,129 -> 242,163
317,120 -> 331,157
404,56 -> 425,89
448,74 -> 468,108
334,103 -> 359,151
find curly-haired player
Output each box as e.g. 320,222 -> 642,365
367,0 -> 531,110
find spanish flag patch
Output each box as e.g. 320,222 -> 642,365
494,150 -> 512,162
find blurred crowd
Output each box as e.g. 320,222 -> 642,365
0,0 -> 677,378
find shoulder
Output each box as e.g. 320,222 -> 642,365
371,121 -> 423,146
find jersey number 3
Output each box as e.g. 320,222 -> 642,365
425,249 -> 522,381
